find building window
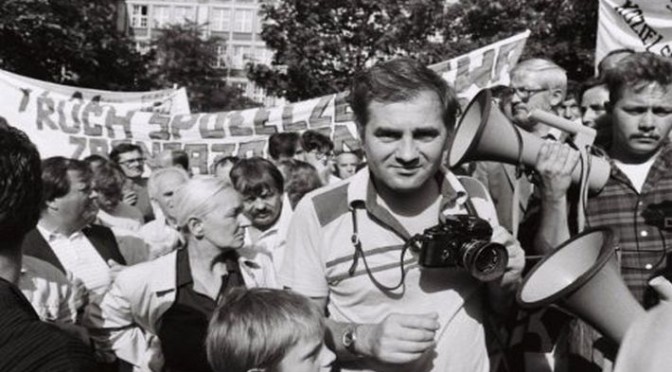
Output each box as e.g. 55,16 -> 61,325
233,9 -> 253,32
131,4 -> 148,28
211,8 -> 231,32
173,6 -> 196,25
231,45 -> 251,69
152,5 -> 171,28
214,45 -> 228,68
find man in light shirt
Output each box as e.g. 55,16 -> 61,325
22,157 -> 127,321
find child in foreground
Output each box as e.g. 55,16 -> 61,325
206,288 -> 335,372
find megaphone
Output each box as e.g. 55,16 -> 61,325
448,89 -> 611,192
517,228 -> 645,343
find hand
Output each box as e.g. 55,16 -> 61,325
534,141 -> 580,202
107,259 -> 126,282
122,189 -> 138,206
490,226 -> 525,290
358,313 -> 439,364
70,277 -> 89,314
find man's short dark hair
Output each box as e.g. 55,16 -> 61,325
169,150 -> 189,172
109,143 -> 143,164
604,52 -> 672,104
212,155 -> 240,174
41,157 -> 91,209
83,154 -> 108,166
268,132 -> 301,161
92,163 -> 126,202
230,157 -> 284,198
301,130 -> 333,154
579,76 -> 606,103
598,48 -> 636,78
348,57 -> 460,131
0,118 -> 43,246
278,159 -> 323,209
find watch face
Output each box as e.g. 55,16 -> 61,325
343,328 -> 356,347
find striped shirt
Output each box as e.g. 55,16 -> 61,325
585,142 -> 672,304
280,168 -> 503,372
36,224 -> 112,300
0,277 -> 96,371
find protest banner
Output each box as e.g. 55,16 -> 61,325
597,0 -> 672,66
0,32 -> 529,174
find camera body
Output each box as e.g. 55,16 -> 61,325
414,214 -> 508,281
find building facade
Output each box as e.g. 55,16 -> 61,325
124,0 -> 282,107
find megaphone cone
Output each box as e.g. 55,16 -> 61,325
448,89 -> 611,192
517,228 -> 644,343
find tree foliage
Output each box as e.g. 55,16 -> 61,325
148,22 -> 260,112
425,0 -> 597,83
248,0 -> 446,102
252,0 -> 599,101
0,0 -> 151,90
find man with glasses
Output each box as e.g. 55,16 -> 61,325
110,143 -> 154,222
473,58 -> 568,236
301,130 -> 340,185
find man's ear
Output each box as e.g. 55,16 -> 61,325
549,88 -> 565,107
45,198 -> 59,212
187,217 -> 204,238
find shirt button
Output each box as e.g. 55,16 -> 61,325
640,230 -> 649,237
645,263 -> 653,270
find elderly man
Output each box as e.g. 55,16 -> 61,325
473,58 -> 568,237
0,119 -> 96,370
280,58 -> 524,372
530,52 -> 672,368
110,143 -> 154,222
138,167 -> 190,259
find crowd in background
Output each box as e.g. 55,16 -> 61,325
2,49 -> 672,372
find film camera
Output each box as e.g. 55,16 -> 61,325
411,215 -> 508,281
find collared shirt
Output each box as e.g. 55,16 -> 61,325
280,168 -> 498,372
158,248 -> 244,372
0,277 -> 96,371
585,142 -> 672,304
36,224 -> 111,300
19,256 -> 77,324
244,194 -> 294,272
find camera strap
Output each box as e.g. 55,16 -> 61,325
347,206 -> 414,291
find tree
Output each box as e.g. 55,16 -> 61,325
437,0 -> 599,83
0,0 -> 151,90
148,22 -> 260,112
248,0 -> 446,102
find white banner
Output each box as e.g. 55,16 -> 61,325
0,32 -> 529,174
597,0 -> 672,66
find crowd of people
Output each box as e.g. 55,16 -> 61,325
1,49 -> 671,372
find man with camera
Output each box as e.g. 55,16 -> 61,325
279,57 -> 524,372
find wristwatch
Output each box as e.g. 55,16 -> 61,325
342,324 -> 359,355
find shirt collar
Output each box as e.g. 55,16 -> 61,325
36,222 -> 84,242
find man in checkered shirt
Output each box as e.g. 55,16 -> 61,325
532,52 -> 672,306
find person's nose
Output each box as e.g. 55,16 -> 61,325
252,198 -> 267,211
583,109 -> 596,127
639,110 -> 655,131
395,137 -> 419,164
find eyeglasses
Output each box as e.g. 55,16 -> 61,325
313,151 -> 334,161
507,86 -> 549,100
118,158 -> 145,166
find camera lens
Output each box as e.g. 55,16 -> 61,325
462,242 -> 508,281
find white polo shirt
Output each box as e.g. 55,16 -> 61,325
280,168 -> 498,372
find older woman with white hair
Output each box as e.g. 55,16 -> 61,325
90,177 -> 277,372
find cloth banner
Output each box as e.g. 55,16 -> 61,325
0,32 -> 529,174
597,0 -> 672,66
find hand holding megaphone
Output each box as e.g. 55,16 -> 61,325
448,89 -> 611,192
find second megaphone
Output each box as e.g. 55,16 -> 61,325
448,89 -> 611,192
